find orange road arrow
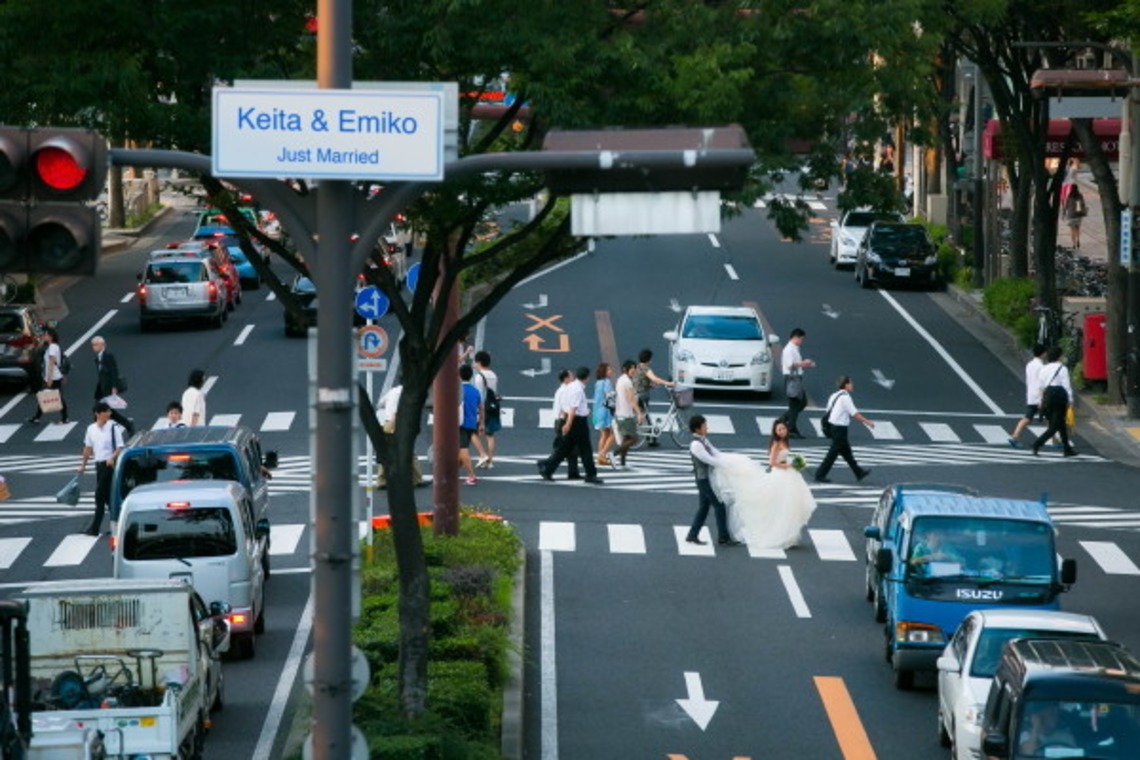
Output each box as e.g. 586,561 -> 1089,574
522,333 -> 570,352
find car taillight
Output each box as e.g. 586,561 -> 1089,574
5,334 -> 35,350
208,282 -> 218,302
137,285 -> 147,306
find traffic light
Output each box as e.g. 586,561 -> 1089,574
0,126 -> 107,275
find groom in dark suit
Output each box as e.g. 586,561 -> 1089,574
684,414 -> 742,547
90,336 -> 134,436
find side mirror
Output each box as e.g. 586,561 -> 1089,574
1060,557 -> 1077,586
255,518 -> 270,540
875,547 -> 893,575
263,450 -> 278,469
212,618 -> 231,654
863,525 -> 881,540
768,334 -> 780,346
209,600 -> 232,618
936,654 -> 960,673
136,273 -> 143,281
662,330 -> 678,343
981,732 -> 1009,758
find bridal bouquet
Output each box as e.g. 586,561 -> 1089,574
790,454 -> 807,472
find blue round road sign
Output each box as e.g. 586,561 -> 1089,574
406,262 -> 421,295
354,286 -> 389,320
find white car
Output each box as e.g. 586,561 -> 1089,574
829,208 -> 905,267
663,305 -> 780,394
936,609 -> 1108,760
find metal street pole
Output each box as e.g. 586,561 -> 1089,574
972,64 -> 986,287
1127,45 -> 1140,417
311,0 -> 356,757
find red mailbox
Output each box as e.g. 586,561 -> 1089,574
1082,313 -> 1107,381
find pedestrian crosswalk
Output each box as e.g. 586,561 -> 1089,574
0,402 -> 1078,448
1,519 -> 1138,579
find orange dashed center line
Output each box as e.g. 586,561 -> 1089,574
814,676 -> 877,760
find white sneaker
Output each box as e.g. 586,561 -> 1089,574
475,457 -> 489,469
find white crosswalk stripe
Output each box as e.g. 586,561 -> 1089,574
919,422 -> 959,443
0,537 -> 31,569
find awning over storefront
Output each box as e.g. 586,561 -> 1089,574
982,118 -> 1121,161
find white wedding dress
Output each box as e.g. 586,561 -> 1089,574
711,449 -> 817,550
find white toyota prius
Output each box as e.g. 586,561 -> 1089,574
664,305 -> 780,394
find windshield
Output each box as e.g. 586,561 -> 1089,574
970,631 -> 1102,679
122,507 -> 237,559
681,314 -> 763,341
1016,700 -> 1140,759
846,212 -> 900,228
146,262 -> 204,284
906,517 -> 1055,583
118,449 -> 241,501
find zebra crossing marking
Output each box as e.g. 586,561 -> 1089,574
0,424 -> 18,444
34,422 -> 77,442
270,524 -> 306,556
1079,541 -> 1140,575
807,529 -> 858,561
43,534 -> 99,567
539,521 -> 575,552
868,421 -> 902,441
0,538 -> 31,569
261,411 -> 296,432
676,526 -> 714,556
608,524 -> 646,554
919,423 -> 959,443
209,413 -> 242,427
703,414 -> 734,435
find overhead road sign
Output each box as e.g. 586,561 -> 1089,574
213,86 -> 446,181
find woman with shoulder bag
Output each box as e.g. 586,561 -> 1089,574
1032,346 -> 1077,457
592,363 -> 616,467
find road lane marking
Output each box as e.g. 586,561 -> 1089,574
747,545 -> 787,559
724,263 -> 739,280
539,521 -> 575,552
707,232 -> 721,248
920,422 -> 960,443
867,421 -> 902,440
269,524 -> 306,556
210,413 -> 242,426
607,524 -> 646,554
34,422 -> 77,442
261,411 -> 295,432
675,526 -> 715,556
65,310 -> 118,358
202,375 -> 219,395
541,551 -> 559,760
702,414 -> 735,434
119,292 -> 135,303
595,310 -> 618,370
877,289 -> 1005,415
778,565 -> 811,617
814,676 -> 877,760
43,534 -> 100,567
252,592 -> 314,760
234,324 -> 255,345
0,538 -> 31,569
0,424 -> 18,443
1079,541 -> 1140,575
809,529 -> 857,561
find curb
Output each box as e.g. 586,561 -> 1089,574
501,545 -> 526,760
937,284 -> 1140,469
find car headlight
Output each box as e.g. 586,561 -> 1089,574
841,233 -> 858,247
866,251 -> 882,264
750,350 -> 770,366
676,349 -> 696,363
924,254 -> 937,265
895,621 -> 945,645
965,704 -> 985,727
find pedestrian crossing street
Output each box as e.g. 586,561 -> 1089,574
1,520 -> 1138,581
0,402 -> 1078,448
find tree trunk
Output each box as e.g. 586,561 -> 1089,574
1011,168 -> 1032,278
109,162 -> 126,229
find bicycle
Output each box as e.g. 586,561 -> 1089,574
628,386 -> 695,450
1033,304 -> 1083,364
0,273 -> 19,305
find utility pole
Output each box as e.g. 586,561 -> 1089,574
972,63 -> 986,288
1127,43 -> 1140,417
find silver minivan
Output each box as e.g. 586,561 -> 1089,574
113,480 -> 267,659
137,256 -> 228,330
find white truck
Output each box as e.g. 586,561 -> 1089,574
12,579 -> 229,760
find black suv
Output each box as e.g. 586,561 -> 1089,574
981,638 -> 1140,759
0,304 -> 45,389
855,221 -> 940,290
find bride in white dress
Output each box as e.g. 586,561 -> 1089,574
711,419 -> 817,549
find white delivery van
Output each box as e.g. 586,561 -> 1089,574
114,480 -> 267,659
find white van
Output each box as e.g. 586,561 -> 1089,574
113,480 -> 267,659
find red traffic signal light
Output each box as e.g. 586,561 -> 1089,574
29,130 -> 106,200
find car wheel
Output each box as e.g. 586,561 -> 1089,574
938,711 -> 951,748
860,267 -> 873,289
211,311 -> 225,329
873,589 -> 886,623
893,667 -> 914,691
235,288 -> 243,305
139,318 -> 152,333
254,606 -> 265,635
864,567 -> 875,602
236,633 -> 255,659
211,671 -> 225,712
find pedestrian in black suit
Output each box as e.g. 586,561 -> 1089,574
90,336 -> 134,436
537,367 -> 603,484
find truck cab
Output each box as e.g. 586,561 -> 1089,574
871,494 -> 1077,690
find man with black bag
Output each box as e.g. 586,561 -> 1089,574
90,336 -> 134,436
781,328 -> 815,438
814,375 -> 874,484
1032,346 -> 1077,457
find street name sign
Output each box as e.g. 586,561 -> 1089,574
213,86 -> 444,180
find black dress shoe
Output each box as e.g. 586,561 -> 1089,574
718,538 -> 743,546
566,474 -> 583,480
82,528 -> 99,537
857,468 -> 872,482
1063,449 -> 1078,457
583,477 -> 604,484
685,536 -> 707,545
536,462 -> 553,481
1031,446 -> 1040,457
814,476 -> 831,483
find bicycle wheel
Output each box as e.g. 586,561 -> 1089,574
0,274 -> 18,305
669,407 -> 694,448
629,420 -> 654,450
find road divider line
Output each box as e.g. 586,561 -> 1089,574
252,592 -> 315,760
202,375 -> 219,395
877,290 -> 1005,415
595,310 -> 618,370
234,324 -> 255,346
814,676 -> 877,760
119,292 -> 134,303
65,309 -> 118,359
1079,540 -> 1140,575
707,232 -> 720,248
541,551 -> 559,760
724,263 -> 739,280
777,565 -> 811,618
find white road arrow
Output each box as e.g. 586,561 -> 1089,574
872,369 -> 895,390
675,671 -> 718,731
523,294 -> 548,309
822,303 -> 840,319
521,358 -> 552,378
669,298 -> 683,313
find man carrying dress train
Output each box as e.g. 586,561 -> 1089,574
684,414 -> 742,547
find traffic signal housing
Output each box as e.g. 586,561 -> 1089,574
0,126 -> 107,275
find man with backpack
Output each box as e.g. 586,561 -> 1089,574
473,350 -> 501,469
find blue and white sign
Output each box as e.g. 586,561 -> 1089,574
354,286 -> 390,321
212,87 -> 444,180
1123,208 -> 1133,267
406,262 -> 421,295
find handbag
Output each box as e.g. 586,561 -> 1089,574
116,375 -> 128,393
785,373 -> 804,400
36,388 -> 63,414
1065,405 -> 1076,429
55,475 -> 80,506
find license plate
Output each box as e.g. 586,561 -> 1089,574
168,287 -> 189,298
714,370 -> 734,381
894,267 -> 910,277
